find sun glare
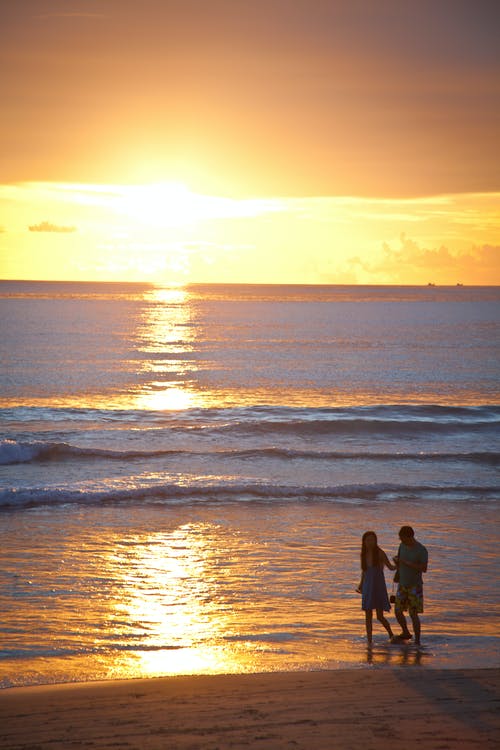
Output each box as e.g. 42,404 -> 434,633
119,182 -> 196,228
136,385 -> 195,411
114,181 -> 282,229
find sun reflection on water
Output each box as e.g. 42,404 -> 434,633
134,384 -> 196,410
138,286 -> 195,355
110,523 -> 245,676
133,285 -> 205,411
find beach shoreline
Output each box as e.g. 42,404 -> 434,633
1,667 -> 498,749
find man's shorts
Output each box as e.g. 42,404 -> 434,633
395,584 -> 424,614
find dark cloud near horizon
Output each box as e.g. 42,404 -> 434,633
29,221 -> 77,233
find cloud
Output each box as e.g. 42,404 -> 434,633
350,234 -> 500,284
28,221 -> 77,233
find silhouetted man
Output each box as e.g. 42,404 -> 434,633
393,526 -> 428,646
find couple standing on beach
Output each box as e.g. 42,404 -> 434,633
357,526 -> 428,646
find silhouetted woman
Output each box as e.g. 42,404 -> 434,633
357,531 -> 397,644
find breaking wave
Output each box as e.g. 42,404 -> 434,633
1,438 -> 498,467
1,482 -> 498,511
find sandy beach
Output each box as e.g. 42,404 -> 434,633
1,668 -> 498,749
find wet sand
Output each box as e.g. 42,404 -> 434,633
1,668 -> 498,749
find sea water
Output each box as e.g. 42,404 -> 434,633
0,281 -> 499,686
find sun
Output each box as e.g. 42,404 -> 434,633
113,181 -> 282,230
117,181 -> 200,228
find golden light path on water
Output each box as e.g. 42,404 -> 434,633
109,523 -> 242,676
133,286 -> 202,411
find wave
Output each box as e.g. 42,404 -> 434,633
1,482 -> 498,510
212,418 -> 500,440
2,403 -> 499,426
1,438 -> 498,467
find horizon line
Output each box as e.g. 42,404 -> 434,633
1,279 -> 498,288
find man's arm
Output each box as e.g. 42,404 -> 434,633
400,557 -> 427,573
400,546 -> 428,573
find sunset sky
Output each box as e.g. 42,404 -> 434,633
1,0 -> 499,284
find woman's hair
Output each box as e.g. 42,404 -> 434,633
361,530 -> 382,571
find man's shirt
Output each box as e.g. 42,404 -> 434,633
398,541 -> 428,588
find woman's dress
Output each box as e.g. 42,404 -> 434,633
361,565 -> 390,611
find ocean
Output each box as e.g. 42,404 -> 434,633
1,281 -> 499,687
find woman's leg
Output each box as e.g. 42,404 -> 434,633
376,609 -> 394,639
365,610 -> 373,643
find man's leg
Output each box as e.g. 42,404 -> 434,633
395,607 -> 412,639
394,586 -> 412,640
409,610 -> 421,645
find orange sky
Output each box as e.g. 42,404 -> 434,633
0,1 -> 499,283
